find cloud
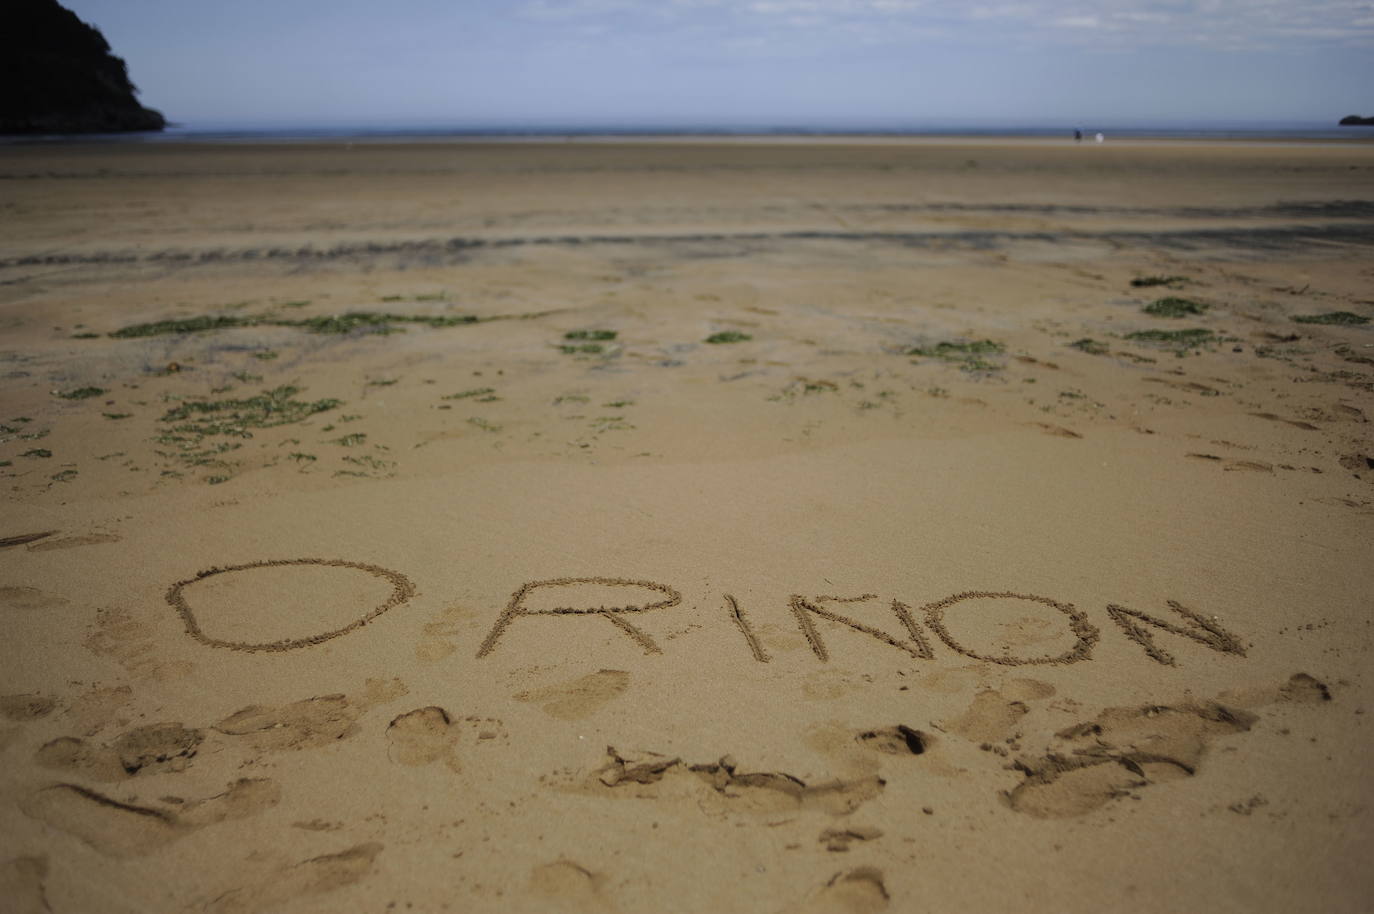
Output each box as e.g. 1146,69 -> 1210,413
517,0 -> 1374,49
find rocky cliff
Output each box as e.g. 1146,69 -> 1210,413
1,0 -> 165,134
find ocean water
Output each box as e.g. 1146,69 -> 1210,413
6,120 -> 1374,144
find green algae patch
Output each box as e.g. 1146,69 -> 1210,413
1125,328 -> 1217,354
442,388 -> 497,401
111,315 -> 252,338
54,387 -> 107,400
1069,338 -> 1109,356
160,386 -> 340,439
907,339 -> 1005,372
110,310 -> 480,339
907,339 -> 1004,358
705,331 -> 752,344
290,312 -> 478,334
153,386 -> 340,475
1143,297 -> 1209,318
1292,311 -> 1369,326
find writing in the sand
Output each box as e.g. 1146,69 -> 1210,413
166,563 -> 1249,668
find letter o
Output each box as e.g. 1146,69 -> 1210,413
166,558 -> 416,652
921,591 -> 1098,665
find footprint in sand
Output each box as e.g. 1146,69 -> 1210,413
915,666 -> 983,695
943,679 -> 1057,743
1007,701 -> 1257,818
785,868 -> 889,914
204,842 -> 382,913
1004,674 -> 1329,819
415,605 -> 472,663
1219,671 -> 1333,707
215,679 -> 407,753
0,586 -> 69,612
854,726 -> 931,757
62,685 -> 133,737
0,856 -> 51,914
592,748 -> 885,817
819,826 -> 883,852
0,694 -> 57,722
530,860 -> 618,913
516,670 -> 629,720
943,690 -> 1029,743
216,696 -> 361,751
85,607 -> 193,682
1000,678 -> 1057,702
20,778 -> 279,857
802,670 -> 859,701
803,721 -> 924,781
387,706 -> 461,771
26,533 -> 122,552
35,722 -> 204,780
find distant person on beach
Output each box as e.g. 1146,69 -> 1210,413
1095,132 -> 1105,144
1074,129 -> 1083,142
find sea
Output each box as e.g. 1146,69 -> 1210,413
4,120 -> 1374,145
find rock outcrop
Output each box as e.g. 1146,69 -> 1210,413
1,0 -> 165,134
1338,115 -> 1374,126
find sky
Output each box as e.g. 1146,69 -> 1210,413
63,0 -> 1374,128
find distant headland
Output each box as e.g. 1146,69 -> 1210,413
1339,115 -> 1374,126
1,0 -> 165,135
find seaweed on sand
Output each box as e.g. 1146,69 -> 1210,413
1130,275 -> 1188,288
160,386 -> 340,438
906,339 -> 1005,371
1069,338 -> 1109,355
1124,328 -> 1217,353
110,311 -> 479,338
54,386 -> 107,400
1143,297 -> 1209,318
155,386 -> 341,476
1291,312 -> 1369,326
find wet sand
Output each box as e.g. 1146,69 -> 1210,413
1,138 -> 1372,912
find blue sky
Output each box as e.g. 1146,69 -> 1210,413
65,0 -> 1374,127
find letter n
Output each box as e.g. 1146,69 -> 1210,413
789,596 -> 933,663
1106,600 -> 1246,667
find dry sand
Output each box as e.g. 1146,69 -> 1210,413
1,137 -> 1372,912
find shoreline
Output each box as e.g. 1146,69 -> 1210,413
6,129 -> 1374,150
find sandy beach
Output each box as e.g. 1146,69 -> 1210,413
1,137 -> 1372,912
